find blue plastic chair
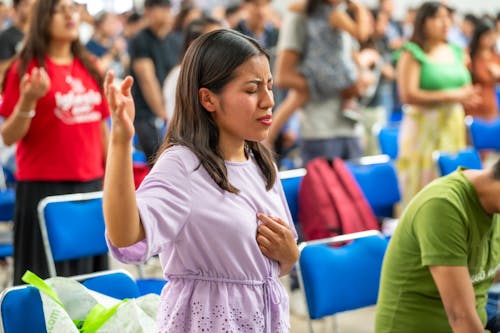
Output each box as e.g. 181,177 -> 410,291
0,269 -> 143,333
37,192 -> 166,295
0,285 -> 45,333
377,125 -> 400,159
279,168 -> 306,225
466,116 -> 500,151
434,148 -> 482,176
37,192 -> 108,277
78,269 -> 142,299
346,155 -> 401,218
296,230 -> 388,333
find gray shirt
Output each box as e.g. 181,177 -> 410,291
277,10 -> 358,140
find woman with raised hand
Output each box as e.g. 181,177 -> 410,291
0,0 -> 109,285
103,29 -> 299,333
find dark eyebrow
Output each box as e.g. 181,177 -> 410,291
245,78 -> 274,85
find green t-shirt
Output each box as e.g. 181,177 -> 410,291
375,170 -> 500,333
402,42 -> 471,91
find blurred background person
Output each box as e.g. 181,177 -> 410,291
0,0 -> 35,90
235,0 -> 279,51
465,18 -> 500,121
129,0 -> 177,165
449,11 -> 477,49
75,2 -> 94,44
122,11 -> 145,41
269,0 -> 370,166
0,0 -> 10,30
401,6 -> 417,41
396,1 -> 480,211
163,16 -> 222,123
86,11 -> 129,79
167,0 -> 203,64
0,0 -> 110,285
224,3 -> 243,29
495,13 -> 500,54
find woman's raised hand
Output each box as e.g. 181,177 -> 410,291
20,67 -> 50,102
104,71 -> 135,144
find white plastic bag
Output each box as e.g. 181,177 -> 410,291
23,271 -> 159,333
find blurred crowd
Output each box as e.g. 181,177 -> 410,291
0,0 -> 500,281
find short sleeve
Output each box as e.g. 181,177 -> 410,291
413,198 -> 468,267
277,10 -> 307,54
129,32 -> 151,61
107,148 -> 192,263
0,62 -> 21,119
402,42 -> 427,64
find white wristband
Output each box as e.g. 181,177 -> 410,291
17,110 -> 36,119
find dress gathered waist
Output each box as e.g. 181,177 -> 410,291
166,273 -> 285,333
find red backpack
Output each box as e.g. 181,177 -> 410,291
298,158 -> 379,241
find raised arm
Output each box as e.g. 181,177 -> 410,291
103,71 -> 145,248
429,265 -> 484,333
329,0 -> 372,43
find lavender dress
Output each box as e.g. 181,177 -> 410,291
107,146 -> 297,333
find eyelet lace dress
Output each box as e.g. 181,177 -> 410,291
107,146 -> 297,333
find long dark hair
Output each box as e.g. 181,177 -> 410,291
158,29 -> 277,194
469,18 -> 495,61
410,1 -> 448,49
16,0 -> 103,87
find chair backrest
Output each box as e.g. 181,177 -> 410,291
377,125 -> 399,159
297,230 -> 388,323
346,155 -> 401,218
434,148 -> 483,176
0,269 -> 141,333
0,285 -> 46,333
466,116 -> 500,151
77,269 -> 141,300
37,191 -> 108,277
279,168 -> 306,225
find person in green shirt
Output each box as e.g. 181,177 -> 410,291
395,1 -> 481,211
376,159 -> 500,333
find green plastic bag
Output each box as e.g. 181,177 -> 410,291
22,271 -> 159,333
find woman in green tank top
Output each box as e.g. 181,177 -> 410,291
394,1 -> 481,212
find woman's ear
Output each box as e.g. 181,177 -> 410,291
199,87 -> 218,113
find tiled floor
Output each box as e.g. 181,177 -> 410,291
290,306 -> 376,333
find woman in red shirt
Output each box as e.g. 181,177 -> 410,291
0,0 -> 109,285
466,18 -> 500,120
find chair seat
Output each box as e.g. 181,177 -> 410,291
136,278 -> 167,296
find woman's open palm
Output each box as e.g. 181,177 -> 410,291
104,71 -> 135,143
